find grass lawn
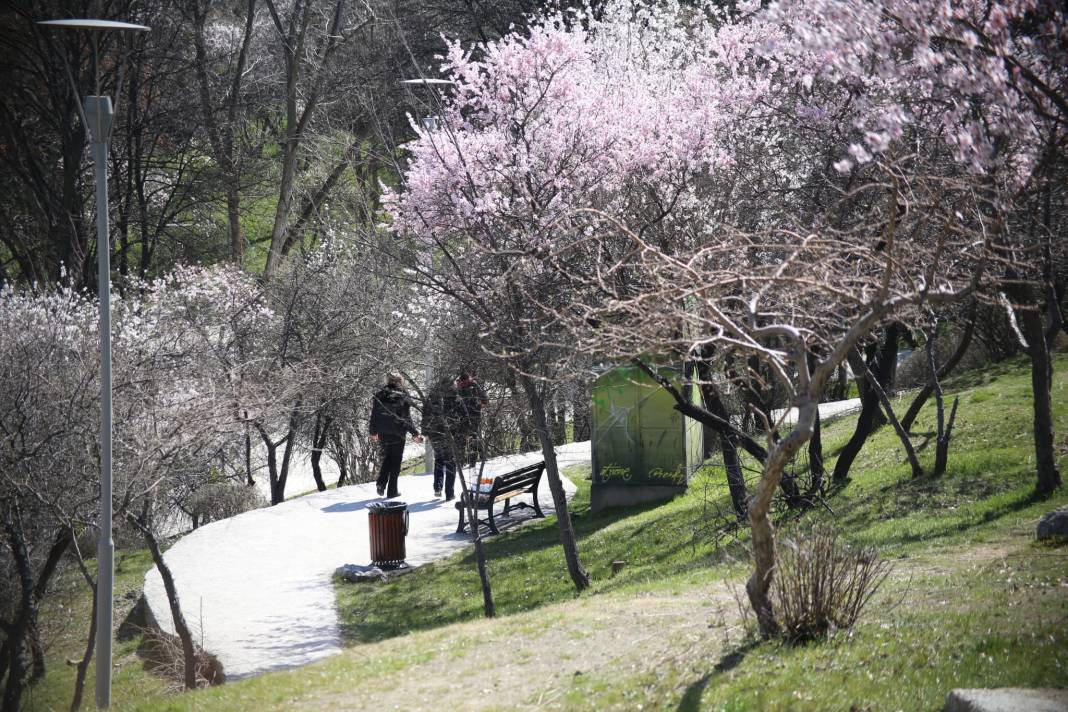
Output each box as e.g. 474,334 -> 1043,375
25,549 -> 174,712
27,354 -> 1068,711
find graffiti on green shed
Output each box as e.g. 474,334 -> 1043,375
590,364 -> 703,490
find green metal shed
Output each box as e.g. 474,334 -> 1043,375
589,363 -> 703,511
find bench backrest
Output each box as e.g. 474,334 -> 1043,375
491,462 -> 545,495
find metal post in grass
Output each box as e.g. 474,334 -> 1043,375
36,18 -> 150,709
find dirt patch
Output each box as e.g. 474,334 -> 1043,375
305,587 -> 739,711
891,539 -> 1019,580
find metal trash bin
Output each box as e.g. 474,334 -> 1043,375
368,501 -> 408,568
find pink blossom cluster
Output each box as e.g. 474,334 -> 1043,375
386,1 -> 783,247
769,0 -> 1065,181
388,0 -> 1061,248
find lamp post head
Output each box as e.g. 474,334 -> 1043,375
399,78 -> 455,87
37,18 -> 150,143
37,19 -> 150,32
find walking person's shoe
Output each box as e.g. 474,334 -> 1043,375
376,484 -> 385,497
434,489 -> 442,498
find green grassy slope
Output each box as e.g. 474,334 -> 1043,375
28,355 -> 1068,711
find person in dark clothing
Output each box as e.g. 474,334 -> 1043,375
455,372 -> 489,468
369,373 -> 422,498
422,376 -> 461,499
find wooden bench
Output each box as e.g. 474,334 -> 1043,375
455,462 -> 546,535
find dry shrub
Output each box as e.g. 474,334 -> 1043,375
137,626 -> 225,689
190,479 -> 265,525
770,526 -> 892,643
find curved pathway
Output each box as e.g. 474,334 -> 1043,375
142,442 -> 590,680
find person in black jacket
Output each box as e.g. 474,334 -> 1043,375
422,376 -> 461,499
369,373 -> 422,498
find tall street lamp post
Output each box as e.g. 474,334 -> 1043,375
36,18 -> 149,709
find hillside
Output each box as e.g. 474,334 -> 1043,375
28,355 -> 1068,711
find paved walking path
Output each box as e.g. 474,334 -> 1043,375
142,442 -> 591,680
774,397 -> 862,425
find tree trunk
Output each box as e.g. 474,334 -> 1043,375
226,188 -> 243,265
901,301 -> 977,432
552,392 -> 567,445
259,404 -> 302,505
807,407 -> 825,497
829,363 -> 849,401
1011,285 -> 1062,495
330,429 -> 349,487
276,408 -> 301,502
851,348 -> 923,479
69,582 -> 97,712
2,525 -> 32,712
696,367 -> 749,518
261,0 -> 349,280
1,521 -> 69,712
571,385 -> 591,442
746,402 -> 815,638
934,397 -> 960,476
520,375 -> 590,591
310,413 -> 332,492
455,457 -> 496,618
257,427 -> 282,505
135,519 -> 197,690
1,520 -> 68,708
806,352 -> 826,498
833,324 -> 901,482
245,431 -> 253,487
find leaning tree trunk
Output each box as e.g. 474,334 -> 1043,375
833,324 -> 901,482
69,580 -> 97,711
900,301 -> 977,433
134,518 -> 197,690
851,348 -> 924,478
521,375 -> 590,591
747,398 -> 816,638
697,365 -> 749,518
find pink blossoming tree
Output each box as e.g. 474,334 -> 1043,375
386,0 -> 1060,635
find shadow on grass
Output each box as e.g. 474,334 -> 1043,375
337,490 -> 696,645
872,487 -> 1043,547
676,640 -> 760,712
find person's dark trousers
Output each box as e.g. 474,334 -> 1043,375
432,444 -> 457,499
375,435 -> 406,497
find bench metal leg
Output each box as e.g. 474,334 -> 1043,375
503,497 -> 511,515
487,504 -> 500,535
531,484 -> 545,518
456,505 -> 467,534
